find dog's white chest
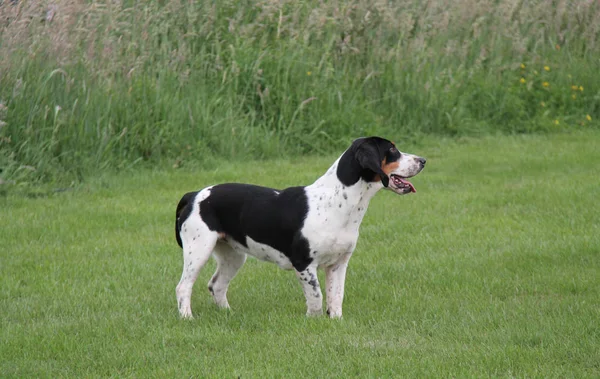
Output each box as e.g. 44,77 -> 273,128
311,229 -> 358,266
301,185 -> 372,266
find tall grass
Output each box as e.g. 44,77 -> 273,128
1,0 -> 599,185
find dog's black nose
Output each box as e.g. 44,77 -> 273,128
417,157 -> 427,166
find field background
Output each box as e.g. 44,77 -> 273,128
1,0 -> 600,377
0,0 -> 599,186
2,131 -> 600,377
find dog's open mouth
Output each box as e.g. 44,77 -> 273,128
390,174 -> 416,194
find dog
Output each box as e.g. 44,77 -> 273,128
175,136 -> 426,318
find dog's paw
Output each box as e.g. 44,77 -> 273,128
326,308 -> 342,319
306,308 -> 323,317
214,300 -> 231,309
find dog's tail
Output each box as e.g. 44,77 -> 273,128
175,191 -> 197,248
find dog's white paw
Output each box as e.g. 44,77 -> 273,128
327,308 -> 343,319
306,308 -> 323,317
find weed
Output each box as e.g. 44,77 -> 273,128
0,1 -> 599,185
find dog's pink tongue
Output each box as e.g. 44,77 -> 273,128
400,178 -> 416,193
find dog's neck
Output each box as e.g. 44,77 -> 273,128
308,156 -> 383,211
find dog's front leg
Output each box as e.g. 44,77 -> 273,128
296,265 -> 323,316
325,253 -> 352,318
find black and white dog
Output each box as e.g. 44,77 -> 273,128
175,137 -> 426,318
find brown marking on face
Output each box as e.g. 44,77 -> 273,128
383,160 -> 400,175
374,158 -> 400,181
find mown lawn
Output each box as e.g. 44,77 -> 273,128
1,131 -> 599,377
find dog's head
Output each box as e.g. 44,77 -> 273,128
338,136 -> 426,194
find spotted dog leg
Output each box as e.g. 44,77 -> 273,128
325,252 -> 352,318
296,265 -> 323,316
175,221 -> 219,319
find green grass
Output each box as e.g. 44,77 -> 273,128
1,1 -> 599,185
1,131 -> 599,377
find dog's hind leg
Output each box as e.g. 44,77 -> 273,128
208,242 -> 246,309
175,218 -> 219,319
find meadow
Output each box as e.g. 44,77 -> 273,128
1,131 -> 599,377
0,0 -> 599,186
1,1 -> 599,377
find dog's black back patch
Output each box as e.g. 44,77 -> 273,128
199,183 -> 313,271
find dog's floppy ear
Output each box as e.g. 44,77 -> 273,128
355,140 -> 389,187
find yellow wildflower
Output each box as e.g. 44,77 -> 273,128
520,63 -> 526,69
554,119 -> 560,125
542,82 -> 549,87
307,71 -> 312,76
571,85 -> 579,91
544,66 -> 550,71
579,86 -> 584,92
572,94 -> 577,100
586,114 -> 592,121
520,78 -> 526,84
